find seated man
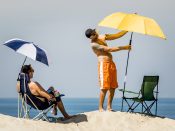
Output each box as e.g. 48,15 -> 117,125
16,64 -> 72,119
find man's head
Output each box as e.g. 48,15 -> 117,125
85,28 -> 98,40
21,64 -> 34,79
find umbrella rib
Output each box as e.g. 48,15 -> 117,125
117,15 -> 128,30
143,18 -> 147,35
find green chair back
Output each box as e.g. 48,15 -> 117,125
141,76 -> 159,101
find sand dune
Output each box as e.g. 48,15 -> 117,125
0,111 -> 175,131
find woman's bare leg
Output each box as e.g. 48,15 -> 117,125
57,100 -> 71,118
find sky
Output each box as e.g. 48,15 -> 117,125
0,0 -> 175,98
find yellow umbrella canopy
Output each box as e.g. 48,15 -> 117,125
99,12 -> 166,39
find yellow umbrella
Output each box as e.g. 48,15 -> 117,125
98,12 -> 166,111
99,12 -> 166,39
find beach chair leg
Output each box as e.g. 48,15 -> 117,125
42,114 -> 50,122
18,94 -> 20,118
142,103 -> 148,114
124,99 -> 132,112
18,95 -> 25,118
143,101 -> 156,115
147,101 -> 156,115
121,97 -> 125,111
127,101 -> 135,112
33,112 -> 50,122
32,105 -> 53,121
33,112 -> 43,120
155,100 -> 158,116
131,102 -> 141,112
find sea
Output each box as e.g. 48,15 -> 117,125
0,98 -> 175,120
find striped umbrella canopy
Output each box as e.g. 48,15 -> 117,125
4,38 -> 49,66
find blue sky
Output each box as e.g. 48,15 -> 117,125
0,0 -> 175,98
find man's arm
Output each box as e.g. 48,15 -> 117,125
105,31 -> 128,40
92,43 -> 131,52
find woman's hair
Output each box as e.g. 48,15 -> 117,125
21,64 -> 32,74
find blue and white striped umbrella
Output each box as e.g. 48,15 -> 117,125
4,38 -> 49,66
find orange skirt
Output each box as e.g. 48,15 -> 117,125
98,60 -> 118,89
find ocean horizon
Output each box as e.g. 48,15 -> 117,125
0,98 -> 175,120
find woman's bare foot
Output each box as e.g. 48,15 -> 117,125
65,115 -> 73,119
59,115 -> 75,121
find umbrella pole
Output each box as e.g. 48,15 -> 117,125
121,32 -> 133,111
17,56 -> 27,81
22,56 -> 27,68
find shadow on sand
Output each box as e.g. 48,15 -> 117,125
130,112 -> 165,119
48,114 -> 88,123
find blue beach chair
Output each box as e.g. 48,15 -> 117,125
18,73 -> 54,121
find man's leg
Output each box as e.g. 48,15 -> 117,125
57,100 -> 71,119
99,89 -> 107,111
107,88 -> 115,111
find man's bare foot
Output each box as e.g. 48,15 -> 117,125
107,108 -> 115,112
99,108 -> 105,112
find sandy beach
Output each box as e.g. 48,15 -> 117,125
0,111 -> 175,131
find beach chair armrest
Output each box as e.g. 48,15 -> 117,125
118,89 -> 139,94
153,91 -> 159,93
60,94 -> 65,97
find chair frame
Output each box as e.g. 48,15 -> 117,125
120,76 -> 159,116
18,73 -> 54,122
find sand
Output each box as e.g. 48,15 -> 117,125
0,111 -> 175,131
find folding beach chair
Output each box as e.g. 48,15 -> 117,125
17,73 -> 54,121
119,76 -> 159,116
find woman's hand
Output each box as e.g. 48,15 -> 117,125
49,94 -> 56,101
48,95 -> 57,105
